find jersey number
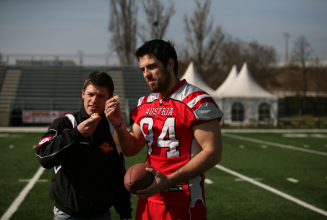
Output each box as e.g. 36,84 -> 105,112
140,117 -> 180,158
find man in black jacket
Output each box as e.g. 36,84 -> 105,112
35,71 -> 132,220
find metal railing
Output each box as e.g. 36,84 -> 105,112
1,53 -> 125,66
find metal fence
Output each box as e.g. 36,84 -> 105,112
1,53 -> 125,67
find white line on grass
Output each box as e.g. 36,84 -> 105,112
0,166 -> 45,220
223,133 -> 327,156
235,178 -> 263,181
215,165 -> 327,217
205,178 -> 213,184
18,179 -> 48,182
287,178 -> 299,183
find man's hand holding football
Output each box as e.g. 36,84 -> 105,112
135,167 -> 172,199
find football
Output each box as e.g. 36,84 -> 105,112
124,163 -> 154,194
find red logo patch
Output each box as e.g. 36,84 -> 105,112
37,137 -> 52,147
100,142 -> 113,153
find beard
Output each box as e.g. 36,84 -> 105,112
147,68 -> 171,93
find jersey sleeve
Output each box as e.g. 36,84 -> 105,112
183,91 -> 223,126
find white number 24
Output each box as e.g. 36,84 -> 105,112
140,117 -> 180,158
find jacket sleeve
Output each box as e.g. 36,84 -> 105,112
112,153 -> 132,219
34,117 -> 82,169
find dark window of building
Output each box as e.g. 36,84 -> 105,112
258,103 -> 270,121
232,102 -> 244,121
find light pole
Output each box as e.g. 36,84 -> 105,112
283,33 -> 290,62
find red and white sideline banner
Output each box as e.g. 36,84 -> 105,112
23,110 -> 74,124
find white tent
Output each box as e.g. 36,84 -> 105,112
213,65 -> 238,109
216,63 -> 278,126
214,65 -> 238,98
181,62 -> 215,96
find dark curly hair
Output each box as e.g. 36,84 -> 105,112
135,39 -> 178,76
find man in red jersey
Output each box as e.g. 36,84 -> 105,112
105,39 -> 223,220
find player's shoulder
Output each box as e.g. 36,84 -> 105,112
136,93 -> 159,107
171,82 -> 212,104
173,82 -> 224,120
51,111 -> 80,128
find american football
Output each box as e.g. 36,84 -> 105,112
124,163 -> 154,194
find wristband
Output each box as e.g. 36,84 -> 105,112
114,121 -> 123,129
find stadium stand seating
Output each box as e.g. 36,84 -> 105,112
0,65 -> 150,126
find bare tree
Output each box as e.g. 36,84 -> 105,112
292,35 -> 313,114
219,38 -> 276,88
183,0 -> 224,73
283,33 -> 290,62
138,0 -> 175,41
109,0 -> 137,66
219,38 -> 245,68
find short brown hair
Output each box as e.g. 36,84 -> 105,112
83,71 -> 114,97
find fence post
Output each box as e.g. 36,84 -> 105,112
8,99 -> 13,125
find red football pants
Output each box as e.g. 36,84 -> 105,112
135,198 -> 207,220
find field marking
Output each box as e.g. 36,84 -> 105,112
221,129 -> 327,133
283,134 -> 327,138
1,166 -> 45,220
18,179 -> 48,182
0,134 -> 10,137
215,165 -> 327,217
205,178 -> 213,184
235,178 -> 263,181
287,178 -> 299,183
222,133 -> 327,156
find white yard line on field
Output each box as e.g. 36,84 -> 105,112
287,178 -> 299,183
0,166 -> 45,220
222,133 -> 327,156
205,178 -> 213,184
215,165 -> 327,217
221,129 -> 327,133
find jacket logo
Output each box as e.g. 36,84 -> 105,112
37,137 -> 52,147
100,142 -> 113,153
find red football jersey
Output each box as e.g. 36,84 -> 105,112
131,79 -> 223,207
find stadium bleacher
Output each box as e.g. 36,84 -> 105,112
0,65 -> 150,126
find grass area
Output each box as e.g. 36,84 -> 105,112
0,130 -> 326,219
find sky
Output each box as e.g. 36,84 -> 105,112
0,0 -> 326,65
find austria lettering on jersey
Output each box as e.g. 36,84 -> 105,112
37,137 -> 52,147
144,108 -> 173,116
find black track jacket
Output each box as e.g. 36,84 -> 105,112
35,107 -> 131,219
